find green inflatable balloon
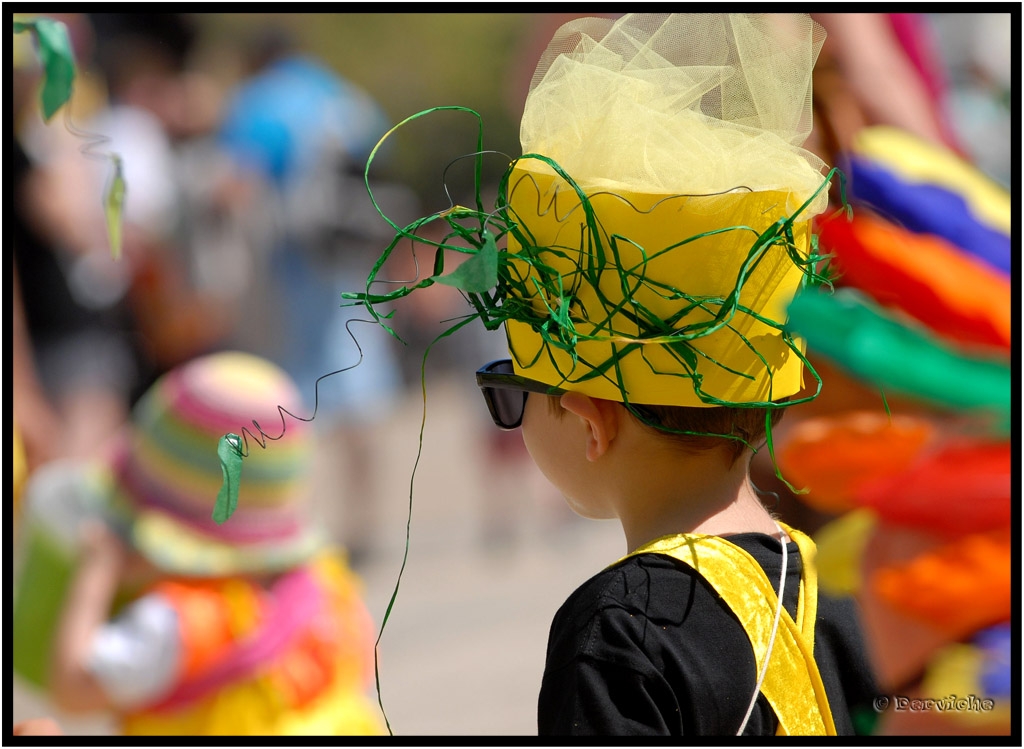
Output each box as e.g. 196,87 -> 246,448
786,288 -> 1010,431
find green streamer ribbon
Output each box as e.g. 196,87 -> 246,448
104,154 -> 126,260
343,107 -> 845,423
433,227 -> 498,293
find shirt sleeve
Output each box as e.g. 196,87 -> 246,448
86,593 -> 181,709
538,564 -> 683,736
539,652 -> 679,735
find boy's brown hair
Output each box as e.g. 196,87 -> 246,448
635,403 -> 787,463
548,397 -> 786,463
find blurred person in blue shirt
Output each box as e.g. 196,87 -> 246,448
217,28 -> 420,563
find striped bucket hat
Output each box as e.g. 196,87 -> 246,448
105,351 -> 324,577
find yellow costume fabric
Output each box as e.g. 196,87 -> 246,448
624,523 -> 836,735
14,423 -> 27,518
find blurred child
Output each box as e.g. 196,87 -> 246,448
27,351 -> 382,736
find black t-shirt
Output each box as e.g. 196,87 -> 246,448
538,532 -> 879,736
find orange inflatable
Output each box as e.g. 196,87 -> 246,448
777,412 -> 934,514
871,527 -> 1011,640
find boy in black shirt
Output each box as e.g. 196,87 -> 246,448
472,14 -> 879,735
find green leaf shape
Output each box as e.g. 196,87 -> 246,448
13,18 -> 76,121
212,433 -> 243,524
433,229 -> 498,293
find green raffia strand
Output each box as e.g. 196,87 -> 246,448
340,107 -> 848,731
344,111 -> 846,419
372,316 -> 477,736
13,18 -> 75,121
345,116 -> 844,393
786,288 -> 1011,435
340,106 -> 492,735
105,154 -> 126,260
212,434 -> 243,524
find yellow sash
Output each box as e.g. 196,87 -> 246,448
622,523 -> 836,735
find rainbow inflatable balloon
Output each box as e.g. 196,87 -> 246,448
782,125 -> 1011,734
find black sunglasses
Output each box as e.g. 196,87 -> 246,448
475,359 -> 566,430
475,359 -> 662,430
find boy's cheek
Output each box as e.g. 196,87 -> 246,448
521,399 -> 576,495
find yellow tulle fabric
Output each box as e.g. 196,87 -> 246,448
522,14 -> 828,210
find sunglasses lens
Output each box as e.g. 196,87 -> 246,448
486,387 -> 526,429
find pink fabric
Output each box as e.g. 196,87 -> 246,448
113,446 -> 304,544
150,567 -> 324,712
164,367 -> 306,438
886,13 -> 964,154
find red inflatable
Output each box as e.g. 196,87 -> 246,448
817,213 -> 1011,351
855,440 -> 1011,537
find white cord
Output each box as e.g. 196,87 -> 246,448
736,521 -> 788,735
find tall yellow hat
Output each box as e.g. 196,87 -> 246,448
503,14 -> 831,407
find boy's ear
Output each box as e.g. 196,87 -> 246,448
559,392 -> 620,462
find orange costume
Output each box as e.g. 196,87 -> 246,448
115,553 -> 381,736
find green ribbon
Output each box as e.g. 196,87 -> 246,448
433,228 -> 498,293
343,112 -> 842,419
104,154 -> 126,260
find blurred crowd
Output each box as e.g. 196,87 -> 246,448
12,12 -> 500,557
11,11 -> 1012,738
12,13 -> 557,736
